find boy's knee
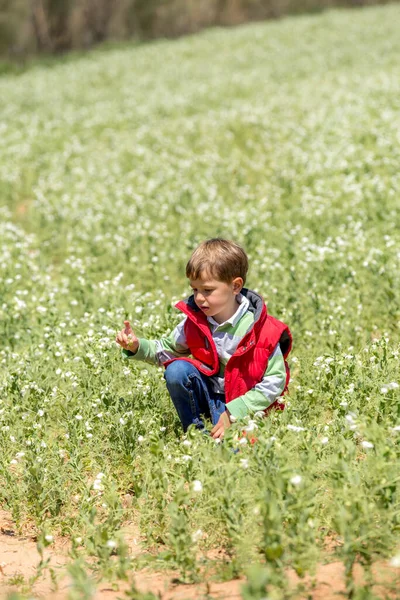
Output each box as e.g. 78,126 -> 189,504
164,360 -> 197,387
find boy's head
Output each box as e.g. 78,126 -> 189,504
186,238 -> 248,284
186,239 -> 248,323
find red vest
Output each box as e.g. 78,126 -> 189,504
164,291 -> 292,412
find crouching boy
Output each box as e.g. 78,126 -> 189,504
116,238 -> 292,439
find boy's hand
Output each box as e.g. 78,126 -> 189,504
211,410 -> 231,439
116,320 -> 139,353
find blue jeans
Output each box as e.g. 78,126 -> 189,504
164,361 -> 226,432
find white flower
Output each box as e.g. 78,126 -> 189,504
182,454 -> 192,462
191,529 -> 203,542
287,424 -> 306,432
137,435 -> 145,443
96,472 -> 105,479
391,425 -> 400,432
75,414 -> 83,421
290,475 -> 302,486
321,437 -> 329,445
254,411 -> 265,419
389,553 -> 400,568
238,437 -> 248,445
119,418 -> 125,425
106,540 -> 117,548
75,537 -> 82,544
160,426 -> 166,432
361,441 -> 374,449
244,420 -> 258,433
37,409 -> 44,417
182,439 -> 192,447
45,535 -> 53,543
192,480 -> 203,492
240,458 -> 249,469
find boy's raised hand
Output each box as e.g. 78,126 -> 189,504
116,320 -> 139,353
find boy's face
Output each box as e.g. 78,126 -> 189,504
189,273 -> 243,323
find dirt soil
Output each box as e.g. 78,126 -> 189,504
1,509 -> 399,599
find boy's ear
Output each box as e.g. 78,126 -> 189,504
232,277 -> 243,294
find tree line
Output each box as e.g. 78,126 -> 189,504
0,0 -> 394,57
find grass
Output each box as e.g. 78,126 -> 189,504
0,3 -> 400,598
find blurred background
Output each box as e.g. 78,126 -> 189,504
0,0 -> 395,58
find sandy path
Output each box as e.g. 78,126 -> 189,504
1,509 -> 399,599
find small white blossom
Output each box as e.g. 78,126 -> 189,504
254,411 -> 265,419
389,553 -> 400,568
192,480 -> 203,492
106,540 -> 117,548
290,475 -> 302,486
45,535 -> 53,543
240,458 -> 249,469
361,441 -> 374,449
244,420 -> 258,433
287,424 -> 306,432
191,529 -> 203,542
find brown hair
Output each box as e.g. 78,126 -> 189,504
186,238 -> 248,284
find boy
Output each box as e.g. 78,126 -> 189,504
116,239 -> 292,439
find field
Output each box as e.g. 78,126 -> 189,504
1,3 -> 400,599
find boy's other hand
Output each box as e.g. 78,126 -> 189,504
211,411 -> 231,439
116,320 -> 139,353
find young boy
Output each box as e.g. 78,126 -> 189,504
116,239 -> 292,439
